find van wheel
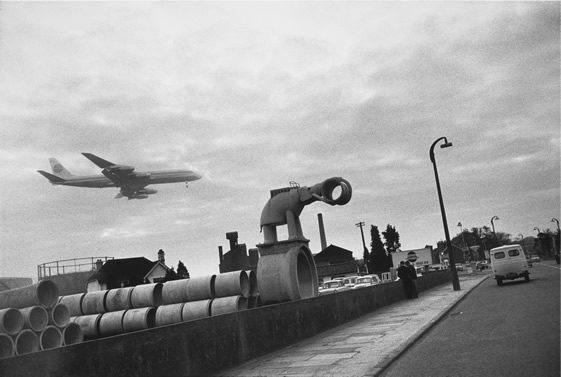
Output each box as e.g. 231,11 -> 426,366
525,273 -> 530,282
497,278 -> 503,286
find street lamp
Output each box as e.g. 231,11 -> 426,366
458,222 -> 469,262
430,137 -> 460,291
490,216 -> 499,239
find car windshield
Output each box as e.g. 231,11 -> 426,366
508,249 -> 520,257
494,251 -> 506,259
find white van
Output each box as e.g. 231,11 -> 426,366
490,244 -> 530,286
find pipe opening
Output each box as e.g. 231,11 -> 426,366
36,280 -> 59,308
63,322 -> 84,345
0,334 -> 14,359
296,252 -> 314,299
0,308 -> 24,335
15,330 -> 39,355
51,304 -> 70,328
26,306 -> 48,332
40,326 -> 62,350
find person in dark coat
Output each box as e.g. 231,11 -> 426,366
405,261 -> 418,298
397,261 -> 411,298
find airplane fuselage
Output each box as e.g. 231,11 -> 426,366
50,170 -> 199,188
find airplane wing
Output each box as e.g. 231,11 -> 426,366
82,153 -> 136,186
37,170 -> 66,183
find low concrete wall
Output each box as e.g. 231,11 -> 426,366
0,271 -> 451,376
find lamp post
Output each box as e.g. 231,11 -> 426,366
430,137 -> 460,291
355,221 -> 368,273
458,222 -> 469,262
490,216 -> 499,239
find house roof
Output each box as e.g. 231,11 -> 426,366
88,257 -> 161,283
314,244 -> 354,264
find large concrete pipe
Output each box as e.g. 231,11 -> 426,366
98,310 -> 126,337
70,314 -> 101,340
0,333 -> 15,359
245,270 -> 258,297
58,293 -> 85,316
155,303 -> 185,327
0,308 -> 24,336
256,245 -> 318,304
39,325 -> 63,350
123,307 -> 156,333
181,299 -> 212,322
105,287 -> 134,312
161,279 -> 190,305
20,306 -> 48,332
81,290 -> 109,315
214,271 -> 250,299
0,280 -> 59,310
62,322 -> 83,345
48,303 -> 70,328
186,275 -> 216,302
130,283 -> 163,308
14,329 -> 39,355
247,295 -> 260,309
210,296 -> 248,316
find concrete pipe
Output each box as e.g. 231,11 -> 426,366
245,270 -> 258,297
181,299 -> 212,322
161,279 -> 190,305
214,271 -> 250,299
58,293 -> 85,316
62,322 -> 84,345
185,275 -> 216,302
247,295 -> 259,309
0,333 -> 15,359
81,290 -> 109,315
98,310 -> 126,337
155,303 -> 185,327
123,307 -> 156,333
130,283 -> 163,309
14,329 -> 39,355
256,245 -> 318,304
210,296 -> 248,316
49,303 -> 70,328
0,308 -> 24,336
0,280 -> 59,310
105,287 -> 134,312
39,325 -> 63,350
70,314 -> 101,340
20,306 -> 48,332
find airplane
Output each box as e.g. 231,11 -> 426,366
38,153 -> 201,199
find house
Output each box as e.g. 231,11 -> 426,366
86,250 -> 170,292
313,244 -> 359,284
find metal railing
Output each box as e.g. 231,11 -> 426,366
37,256 -> 114,280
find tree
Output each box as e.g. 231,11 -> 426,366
165,267 -> 178,281
370,225 -> 388,272
382,224 -> 401,269
177,261 -> 190,279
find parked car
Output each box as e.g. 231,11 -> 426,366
490,244 -> 530,286
352,275 -> 381,289
454,263 -> 464,271
343,276 -> 359,288
529,255 -> 541,262
319,280 -> 351,295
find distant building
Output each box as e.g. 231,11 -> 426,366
218,232 -> 258,273
86,250 -> 170,292
313,244 -> 358,283
0,277 -> 33,292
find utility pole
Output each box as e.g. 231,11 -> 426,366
355,222 -> 368,273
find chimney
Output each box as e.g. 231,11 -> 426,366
317,213 -> 327,250
157,249 -> 165,263
226,232 -> 238,251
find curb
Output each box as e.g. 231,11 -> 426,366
372,274 -> 491,376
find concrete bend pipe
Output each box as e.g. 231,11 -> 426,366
256,245 -> 318,304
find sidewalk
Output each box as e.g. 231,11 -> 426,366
215,273 -> 490,377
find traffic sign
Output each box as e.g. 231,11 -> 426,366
407,251 -> 418,262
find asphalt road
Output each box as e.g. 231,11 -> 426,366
379,260 -> 560,377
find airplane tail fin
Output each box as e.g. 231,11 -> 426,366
49,158 -> 74,178
38,170 -> 67,184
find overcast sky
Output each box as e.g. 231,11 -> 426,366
0,1 -> 559,281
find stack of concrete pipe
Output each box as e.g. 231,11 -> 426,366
0,280 -> 81,359
61,270 -> 259,340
